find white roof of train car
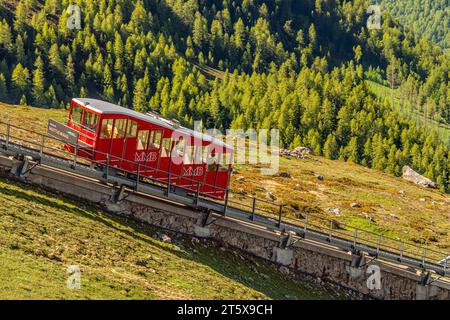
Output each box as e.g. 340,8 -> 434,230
73,98 -> 232,149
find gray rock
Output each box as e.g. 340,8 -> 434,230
390,214 -> 399,220
276,172 -> 291,178
350,203 -> 361,208
280,146 -> 314,159
402,166 -> 438,189
236,176 -> 245,182
326,208 -> 341,215
279,266 -> 290,275
316,175 -> 324,181
266,192 -> 276,201
161,234 -> 171,243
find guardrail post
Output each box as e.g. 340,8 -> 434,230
251,197 -> 256,221
421,247 -> 426,268
377,234 -> 381,256
166,173 -> 171,196
399,241 -> 404,261
136,164 -> 140,191
73,145 -> 78,169
445,258 -> 448,276
223,188 -> 229,215
39,135 -> 44,156
195,181 -> 200,205
304,213 -> 308,235
329,220 -> 333,241
353,229 -> 358,250
105,154 -> 110,178
6,123 -> 10,148
277,205 -> 283,228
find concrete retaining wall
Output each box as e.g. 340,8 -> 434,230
1,155 -> 449,300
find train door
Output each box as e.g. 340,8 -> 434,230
169,135 -> 186,188
157,136 -> 173,182
135,129 -> 151,176
144,129 -> 163,178
96,118 -> 114,163
122,119 -> 138,172
202,145 -> 219,196
214,150 -> 233,198
180,143 -> 195,191
109,118 -> 127,167
190,142 -> 205,192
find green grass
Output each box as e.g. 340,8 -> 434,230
0,177 -> 338,300
233,154 -> 450,253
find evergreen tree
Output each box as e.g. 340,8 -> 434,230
133,78 -> 147,113
32,56 -> 46,106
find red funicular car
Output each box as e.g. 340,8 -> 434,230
57,98 -> 233,199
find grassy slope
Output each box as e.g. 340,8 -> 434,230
0,177 -> 339,300
0,103 -> 345,300
0,102 -> 449,253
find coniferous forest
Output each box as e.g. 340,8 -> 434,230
0,0 -> 449,192
378,0 -> 450,49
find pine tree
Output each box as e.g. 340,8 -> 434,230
49,44 -> 64,74
0,73 -> 7,100
14,0 -> 28,33
11,63 -> 30,102
66,54 -> 76,97
133,78 -> 147,113
0,19 -> 14,52
32,56 -> 46,106
323,134 -> 339,160
46,84 -> 58,107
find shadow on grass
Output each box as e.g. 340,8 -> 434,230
0,179 -> 333,300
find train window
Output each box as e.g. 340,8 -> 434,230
202,145 -> 209,163
153,131 -> 162,149
83,111 -> 98,131
127,120 -> 137,137
161,138 -> 172,157
137,130 -> 150,150
71,105 -> 83,125
100,119 -> 114,139
207,150 -> 218,172
194,145 -> 203,164
173,137 -> 185,157
184,146 -> 195,165
218,153 -> 230,172
148,130 -> 162,149
114,119 -> 126,139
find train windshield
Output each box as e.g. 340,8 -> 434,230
83,111 -> 99,132
71,105 -> 83,125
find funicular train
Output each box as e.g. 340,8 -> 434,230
56,98 -> 233,199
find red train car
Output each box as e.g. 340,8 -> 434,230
60,98 -> 233,199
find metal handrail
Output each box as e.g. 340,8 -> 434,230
0,120 -> 448,276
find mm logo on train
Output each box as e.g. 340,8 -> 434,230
134,152 -> 158,162
182,167 -> 204,177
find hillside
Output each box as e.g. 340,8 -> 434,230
0,0 -> 449,192
1,102 -> 449,257
0,174 -> 343,300
377,0 -> 450,48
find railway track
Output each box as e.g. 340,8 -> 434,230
0,123 -> 449,280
